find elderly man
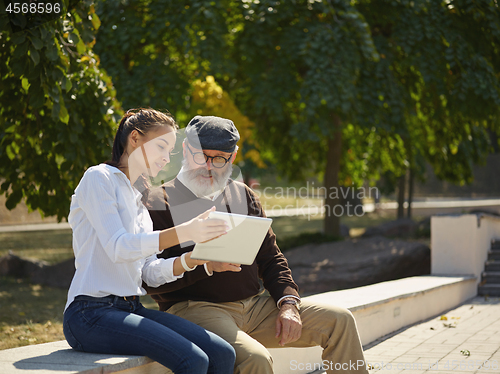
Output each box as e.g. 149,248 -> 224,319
144,116 -> 368,374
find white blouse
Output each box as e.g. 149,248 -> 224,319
65,164 -> 181,311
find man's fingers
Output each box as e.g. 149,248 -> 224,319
289,326 -> 301,343
227,263 -> 241,272
282,324 -> 301,345
275,318 -> 281,338
280,321 -> 291,346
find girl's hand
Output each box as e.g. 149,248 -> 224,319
177,207 -> 228,243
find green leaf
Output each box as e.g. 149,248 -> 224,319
6,145 -> 16,160
91,13 -> 101,31
13,42 -> 29,59
10,14 -> 27,29
59,103 -> 69,124
31,36 -> 43,50
11,58 -> 27,76
69,132 -> 78,143
1,181 -> 11,192
29,90 -> 45,108
5,125 -> 17,133
21,77 -> 30,91
68,32 -> 80,45
44,42 -> 59,61
10,32 -> 26,44
76,40 -> 86,55
51,102 -> 61,122
40,27 -> 49,41
29,47 -> 40,65
64,76 -> 72,91
5,189 -> 23,211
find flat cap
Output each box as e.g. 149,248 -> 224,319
185,115 -> 240,153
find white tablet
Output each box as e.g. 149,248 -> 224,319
191,211 -> 272,265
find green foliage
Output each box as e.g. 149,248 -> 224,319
93,0 -> 231,119
4,0 -> 497,223
357,0 -> 500,184
0,0 -> 121,220
222,0 -> 500,188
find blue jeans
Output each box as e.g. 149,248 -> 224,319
63,295 -> 235,374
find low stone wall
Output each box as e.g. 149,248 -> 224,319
0,275 -> 476,374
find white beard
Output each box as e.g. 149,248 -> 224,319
180,158 -> 232,198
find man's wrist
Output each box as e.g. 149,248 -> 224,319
280,299 -> 300,311
277,295 -> 301,309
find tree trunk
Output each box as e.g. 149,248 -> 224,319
323,115 -> 342,237
397,173 -> 406,219
407,168 -> 414,219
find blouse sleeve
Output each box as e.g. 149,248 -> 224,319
142,254 -> 184,287
72,168 -> 160,263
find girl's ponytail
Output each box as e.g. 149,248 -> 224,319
108,111 -> 135,167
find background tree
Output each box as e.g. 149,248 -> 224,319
94,0 -> 267,180
190,76 -> 268,184
220,0 -> 408,236
218,0 -> 500,235
4,0 -> 498,231
93,0 -> 230,122
358,0 -> 500,218
0,0 -> 121,220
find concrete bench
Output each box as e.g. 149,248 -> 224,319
0,275 -> 476,374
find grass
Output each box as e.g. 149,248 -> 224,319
0,229 -> 74,265
0,228 -> 76,350
0,228 -> 159,351
0,201 -> 425,351
0,276 -> 66,350
0,275 -> 159,350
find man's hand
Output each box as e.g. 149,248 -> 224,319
206,262 -> 241,273
275,304 -> 302,346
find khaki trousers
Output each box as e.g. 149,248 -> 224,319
167,295 -> 369,374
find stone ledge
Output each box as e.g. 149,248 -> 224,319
0,340 -> 167,374
269,274 -> 477,374
0,275 -> 477,374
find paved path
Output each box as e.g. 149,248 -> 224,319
1,198 -> 499,229
258,198 -> 500,217
363,296 -> 500,373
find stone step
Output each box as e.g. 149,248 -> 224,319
492,241 -> 500,250
485,261 -> 500,272
487,250 -> 500,261
478,284 -> 500,297
482,272 -> 500,284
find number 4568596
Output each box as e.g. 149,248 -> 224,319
6,2 -> 61,14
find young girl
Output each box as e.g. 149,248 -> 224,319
63,109 -> 235,374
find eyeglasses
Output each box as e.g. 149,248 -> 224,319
186,145 -> 233,169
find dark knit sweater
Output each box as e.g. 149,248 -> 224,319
143,178 -> 300,311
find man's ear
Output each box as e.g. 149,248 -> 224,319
230,150 -> 238,164
182,141 -> 187,158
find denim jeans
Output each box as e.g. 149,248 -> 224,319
63,295 -> 235,374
